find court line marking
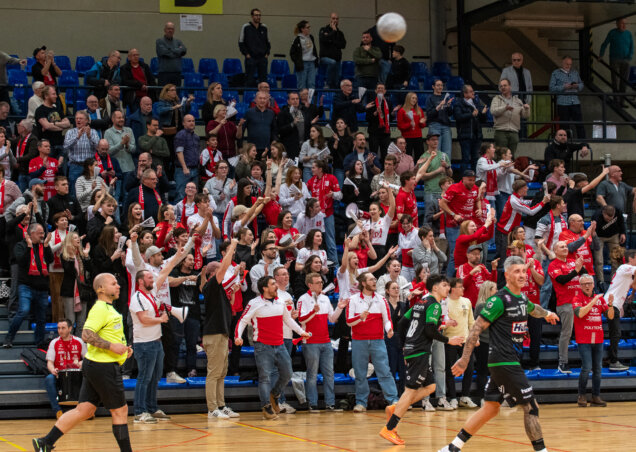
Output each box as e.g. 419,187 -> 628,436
195,414 -> 356,452
0,435 -> 26,451
134,421 -> 212,451
366,413 -> 572,452
577,418 -> 636,429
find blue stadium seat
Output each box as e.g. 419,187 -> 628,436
209,72 -> 229,89
222,58 -> 243,76
183,72 -> 204,87
7,70 -> 27,86
243,90 -> 256,105
432,61 -> 452,82
65,88 -> 89,104
59,70 -> 80,87
417,93 -> 429,109
411,62 -> 429,81
189,102 -> 200,119
447,76 -> 465,91
267,73 -> 278,88
235,102 -> 248,119
408,76 -> 420,90
341,61 -> 355,79
270,59 -> 290,79
315,74 -> 325,89
75,56 -> 95,75
223,90 -> 239,103
181,58 -> 195,74
282,74 -> 297,89
6,55 -> 21,71
54,55 -> 72,71
630,66 -> 636,84
198,58 -> 219,78
321,91 -> 334,109
75,100 -> 87,112
150,57 -> 159,76
26,57 -> 36,75
272,91 -> 287,107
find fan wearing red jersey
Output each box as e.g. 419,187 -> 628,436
456,245 -> 499,307
28,139 -> 60,201
307,160 -> 342,263
558,215 -> 596,276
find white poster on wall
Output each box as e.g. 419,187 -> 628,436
180,14 -> 203,31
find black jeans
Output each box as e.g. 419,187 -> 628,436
171,316 -> 200,372
607,306 -> 621,363
557,104 -> 585,139
527,315 -> 543,367
161,321 -> 177,374
158,72 -> 182,87
404,137 -> 424,159
228,313 -> 244,375
474,341 -> 489,399
445,343 -> 474,399
368,132 -> 392,161
245,56 -> 268,87
385,336 -> 406,396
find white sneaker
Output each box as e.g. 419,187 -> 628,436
480,398 -> 485,407
449,398 -> 459,410
166,372 -> 186,384
152,410 -> 171,421
279,402 -> 296,414
422,399 -> 436,412
353,404 -> 367,413
437,398 -> 454,411
134,412 -> 157,424
208,409 -> 229,419
459,396 -> 478,408
221,406 -> 240,418
438,446 -> 451,452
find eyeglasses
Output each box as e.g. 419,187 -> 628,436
512,58 -> 522,62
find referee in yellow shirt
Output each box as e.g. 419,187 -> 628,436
33,273 -> 134,452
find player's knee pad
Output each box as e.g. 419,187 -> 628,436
528,398 -> 539,417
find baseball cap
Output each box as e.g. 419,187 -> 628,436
467,244 -> 482,253
145,246 -> 162,260
29,178 -> 45,188
425,132 -> 440,140
463,169 -> 476,178
33,46 -> 47,57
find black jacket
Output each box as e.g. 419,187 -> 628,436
86,62 -> 122,100
120,61 -> 156,107
14,241 -> 53,291
290,35 -> 318,72
592,209 -> 626,238
367,25 -> 392,60
544,140 -> 588,171
124,185 -> 161,225
300,103 -> 325,139
332,91 -> 365,131
319,25 -> 346,61
365,97 -> 393,137
86,214 -> 120,248
60,255 -> 92,298
454,98 -> 487,141
239,22 -> 271,58
13,134 -> 39,175
342,175 -> 372,212
387,58 -> 410,89
327,134 -> 354,168
47,193 -> 83,227
276,105 -> 302,159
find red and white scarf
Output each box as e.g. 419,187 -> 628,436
138,291 -> 160,317
193,234 -> 203,270
17,133 -> 31,159
0,180 -> 5,214
95,152 -> 114,174
547,210 -> 567,250
73,256 -> 84,312
485,159 -> 498,198
28,244 -> 48,276
376,97 -> 390,133
139,185 -> 162,214
181,198 -> 197,231
52,229 -> 63,269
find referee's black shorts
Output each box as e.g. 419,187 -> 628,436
78,358 -> 127,410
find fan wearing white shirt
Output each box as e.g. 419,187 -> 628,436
187,193 -> 221,263
295,229 -> 328,273
279,166 -> 311,221
368,180 -> 396,272
294,197 -> 326,235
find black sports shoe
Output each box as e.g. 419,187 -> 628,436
325,405 -> 343,412
2,341 -> 12,349
32,438 -> 53,451
262,404 -> 278,420
558,363 -> 572,374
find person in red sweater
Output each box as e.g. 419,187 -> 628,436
395,170 -> 418,233
456,245 -> 499,306
396,92 -> 426,157
154,204 -> 185,252
28,139 -> 60,201
573,274 -> 614,408
439,170 -> 479,276
273,210 -> 301,260
297,272 -> 349,411
454,207 -> 495,269
559,215 -> 596,276
548,240 -> 587,374
235,276 -> 309,419
307,159 -> 342,263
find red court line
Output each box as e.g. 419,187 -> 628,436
577,418 -> 636,429
366,413 -> 572,452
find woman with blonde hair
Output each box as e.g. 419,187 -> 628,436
279,166 -> 310,221
474,280 -> 497,403
202,82 -> 227,125
397,92 -> 426,157
60,231 -> 91,336
269,141 -> 288,182
234,142 -> 258,180
205,103 -> 244,159
154,83 -> 194,135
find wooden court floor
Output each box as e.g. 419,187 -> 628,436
1,402 -> 634,451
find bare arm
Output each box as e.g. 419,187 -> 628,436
82,328 -> 112,350
451,316 -> 490,376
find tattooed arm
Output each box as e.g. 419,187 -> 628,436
451,316 -> 490,376
82,329 -> 127,354
528,303 -> 560,324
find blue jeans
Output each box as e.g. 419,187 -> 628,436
6,285 -> 48,345
539,258 -> 553,308
44,373 -> 62,413
170,316 -> 200,372
351,339 -> 398,407
445,226 -> 460,277
379,59 -> 391,84
254,341 -> 293,407
385,336 -> 405,396
133,340 -> 164,415
459,139 -> 481,172
302,166 -> 313,183
18,174 -> 30,192
324,214 -> 337,264
428,123 -> 452,160
578,342 -> 603,396
296,63 -> 317,90
495,192 -> 510,219
303,342 -> 335,406
333,168 -> 345,189
270,338 -> 293,404
321,58 -> 341,89
68,163 -> 84,197
174,167 -> 199,199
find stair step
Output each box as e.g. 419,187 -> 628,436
0,319 -> 27,330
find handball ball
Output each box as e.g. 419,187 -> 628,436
377,12 -> 407,43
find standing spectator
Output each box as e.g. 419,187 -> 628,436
549,56 -> 585,139
595,165 -> 636,213
592,205 -> 625,283
563,167 -> 608,218
60,231 -> 91,335
63,110 -> 100,194
0,130 -> 16,181
413,226 -> 447,276
153,84 -> 193,151
341,132 -> 382,183
0,52 -> 26,105
365,83 -> 393,159
156,22 -> 187,86
299,89 -> 324,137
326,117 -> 353,186
307,160 -> 342,263
454,84 -> 488,172
456,245 -> 498,306
235,276 -> 309,419
5,178 -> 48,224
14,120 -> 39,191
248,82 -> 281,114
393,137 -> 415,176
174,114 -> 200,198
35,86 -> 72,153
138,118 -> 170,169
47,175 -> 83,228
44,320 -> 86,419
86,194 -> 119,247
453,211 -> 495,271
543,128 -> 589,173
239,8 -> 270,87
2,223 -> 53,348
26,82 -> 45,127
201,83 -> 227,126
490,79 -> 529,155
120,49 -> 155,112
332,80 -> 365,132
85,95 -> 109,138
545,159 -> 568,193
559,215 -> 596,279
0,164 -> 22,224
574,275 -> 613,407
244,92 -> 276,156
0,102 -> 15,141
85,50 -> 122,100
31,46 -> 61,87
425,79 -> 453,159
276,92 -> 304,160
290,20 -> 318,90
500,52 -> 533,103
353,32 -> 382,99
396,92 -> 426,158
187,193 -> 221,268
371,154 -> 400,194
105,111 -> 136,195
28,139 -> 60,201
420,136 -> 453,205
47,213 -> 67,323
599,18 -> 634,106
548,241 -> 587,374
126,96 -> 154,151
94,138 -> 122,193
386,45 -> 410,91
319,13 -> 346,89
201,240 -> 241,419
367,17 -> 392,84
206,104 -> 244,160
125,169 -> 162,225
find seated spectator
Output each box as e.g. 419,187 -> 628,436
342,132 -> 382,183
13,120 -> 39,191
299,89 -> 324,138
201,82 -> 227,126
44,320 -> 86,419
120,49 -> 155,111
205,105 -> 244,160
85,95 -> 109,138
31,46 -> 61,87
98,84 -> 125,122
86,50 -> 122,100
126,97 -> 154,143
60,231 -> 91,336
326,117 -> 354,186
137,117 -> 170,169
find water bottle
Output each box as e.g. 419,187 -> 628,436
604,154 -> 612,167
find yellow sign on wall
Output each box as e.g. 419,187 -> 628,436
159,0 -> 222,15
